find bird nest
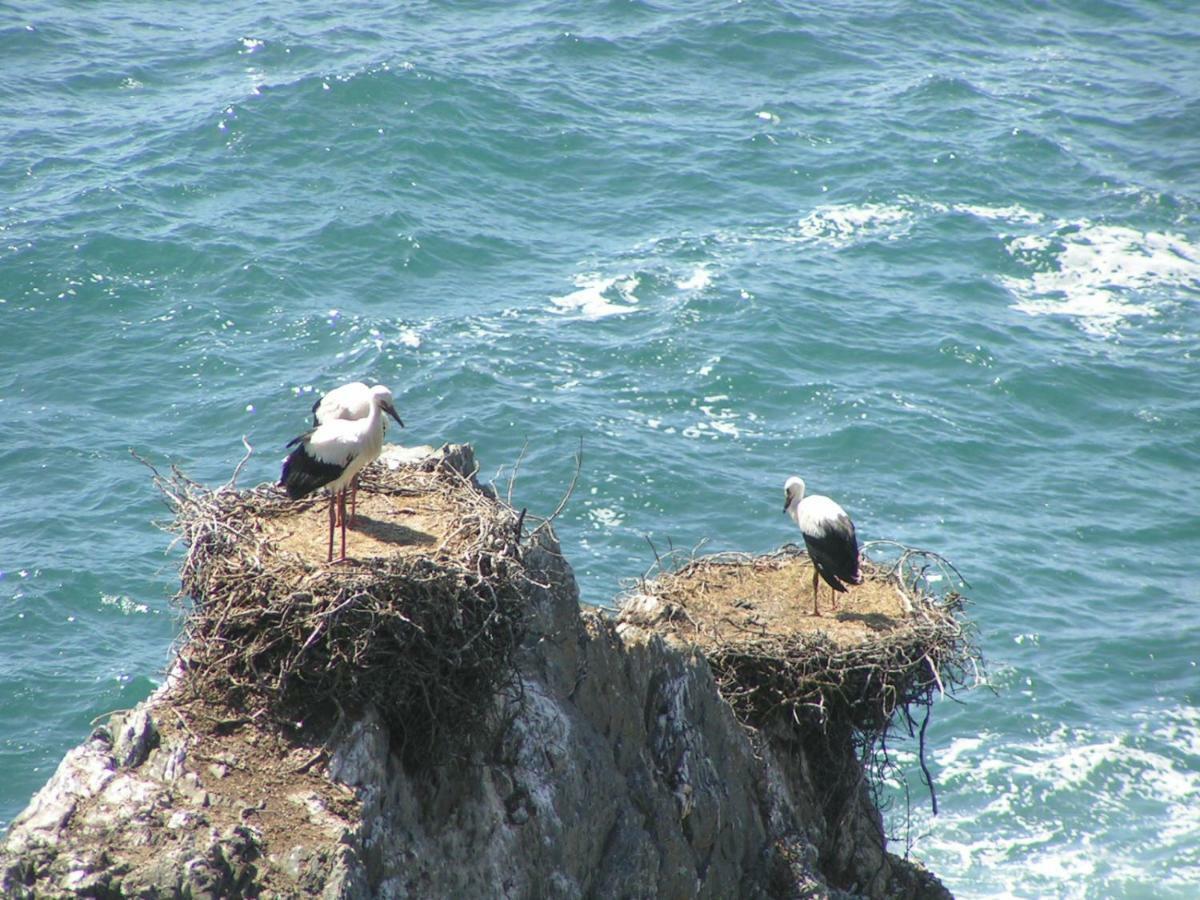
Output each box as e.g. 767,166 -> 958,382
153,445 -> 530,766
618,543 -> 975,739
619,543 -> 978,830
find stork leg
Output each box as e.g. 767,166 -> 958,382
349,475 -> 358,526
339,490 -> 348,561
811,567 -> 821,617
327,492 -> 335,563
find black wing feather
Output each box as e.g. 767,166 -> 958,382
286,428 -> 314,450
802,513 -> 861,592
279,440 -> 345,499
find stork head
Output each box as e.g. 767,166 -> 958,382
783,476 -> 806,513
370,385 -> 405,427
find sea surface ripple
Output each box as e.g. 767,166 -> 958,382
2,2 -> 1198,896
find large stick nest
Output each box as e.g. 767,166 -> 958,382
156,445 -> 530,765
618,543 -> 976,738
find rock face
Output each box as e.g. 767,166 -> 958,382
1,446 -> 949,899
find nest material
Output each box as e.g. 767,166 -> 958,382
619,544 -> 975,737
620,543 -> 978,847
157,447 -> 529,764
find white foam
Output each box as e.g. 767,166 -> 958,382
1001,222 -> 1200,336
100,594 -> 148,615
952,202 -> 1045,224
395,327 -> 421,348
709,203 -> 913,252
698,402 -> 742,438
587,507 -> 624,529
792,202 -> 913,247
549,273 -> 640,319
901,704 -> 1200,896
675,265 -> 711,291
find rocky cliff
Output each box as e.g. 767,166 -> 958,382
0,445 -> 951,898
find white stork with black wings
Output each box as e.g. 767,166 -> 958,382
310,382 -> 404,523
784,476 -> 863,616
280,386 -> 403,562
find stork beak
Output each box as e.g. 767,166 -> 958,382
384,403 -> 405,427
782,499 -> 788,513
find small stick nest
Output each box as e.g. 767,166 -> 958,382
155,448 -> 529,766
620,542 -> 979,835
619,543 -> 976,737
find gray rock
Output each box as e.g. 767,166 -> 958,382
0,446 -> 950,899
110,707 -> 159,769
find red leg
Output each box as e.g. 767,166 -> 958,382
811,567 -> 821,616
339,490 -> 348,560
350,475 -> 358,525
327,492 -> 335,562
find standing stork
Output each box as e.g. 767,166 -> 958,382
310,382 -> 405,522
783,476 -> 863,616
280,386 -> 403,562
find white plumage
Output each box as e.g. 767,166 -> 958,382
310,382 -> 404,523
313,381 -> 372,423
280,384 -> 403,562
312,382 -> 404,428
783,476 -> 863,616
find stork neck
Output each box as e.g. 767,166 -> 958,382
786,494 -> 803,525
364,401 -> 386,451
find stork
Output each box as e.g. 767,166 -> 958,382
310,382 -> 405,522
280,386 -> 403,562
783,476 -> 863,616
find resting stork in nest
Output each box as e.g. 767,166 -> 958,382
309,381 -> 405,523
784,476 -> 863,616
280,384 -> 404,562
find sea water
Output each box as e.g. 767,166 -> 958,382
2,2 -> 1198,896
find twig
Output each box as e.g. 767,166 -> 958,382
507,439 -> 529,506
129,449 -> 164,481
536,437 -> 583,531
224,436 -> 254,491
924,653 -> 945,698
919,705 -> 938,816
170,705 -> 198,741
644,535 -> 663,569
89,707 -> 132,728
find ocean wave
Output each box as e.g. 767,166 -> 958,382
547,255 -> 716,321
792,202 -> 914,247
1000,222 -> 1200,337
549,272 -> 641,319
923,200 -> 1046,225
898,704 -> 1200,897
722,203 -> 913,249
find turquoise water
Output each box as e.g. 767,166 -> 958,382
2,1 -> 1198,895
